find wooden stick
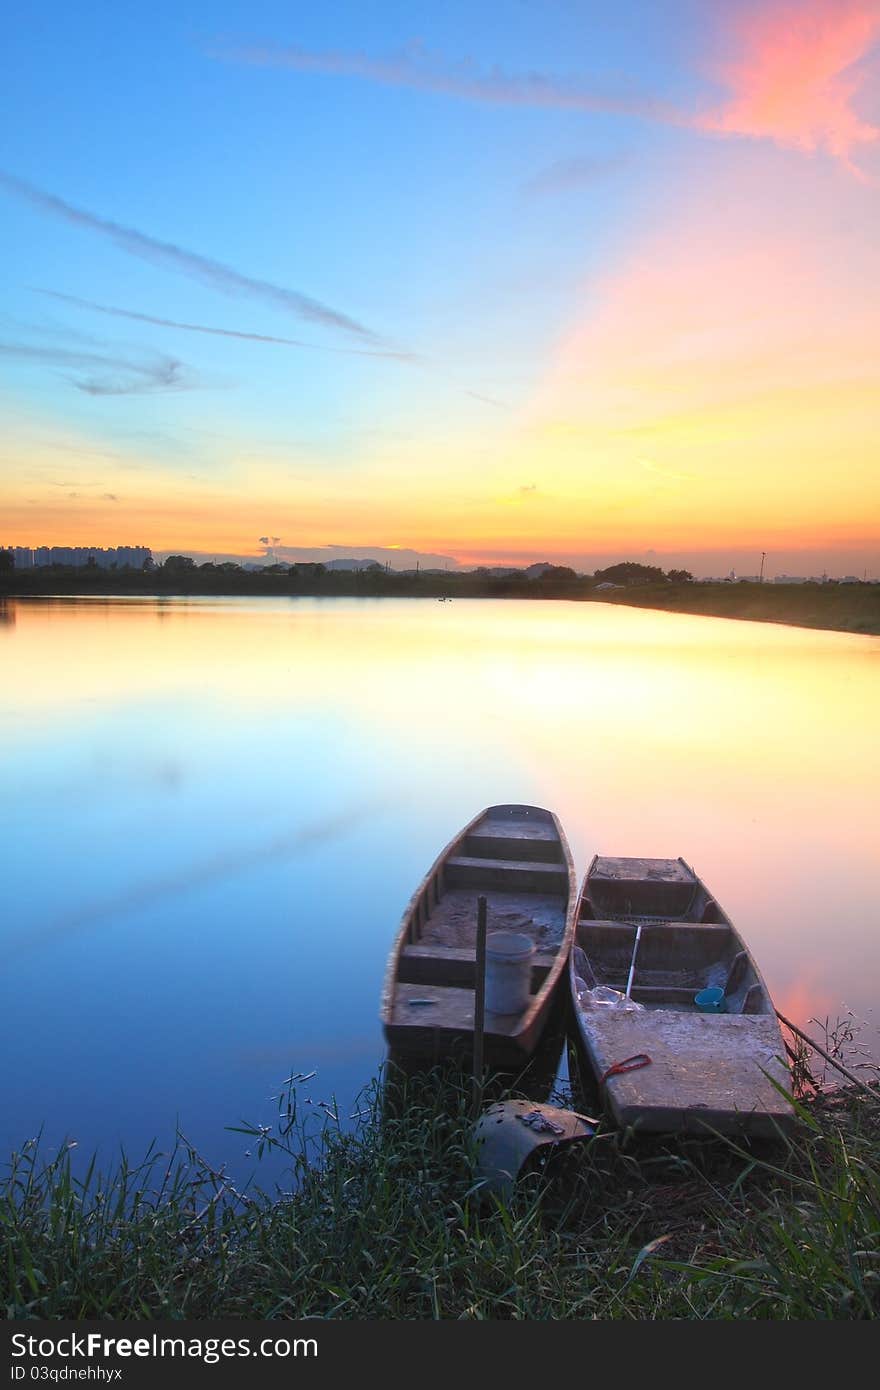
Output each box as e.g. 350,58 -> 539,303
776,1010 -> 875,1095
624,923 -> 642,1000
472,896 -> 488,1117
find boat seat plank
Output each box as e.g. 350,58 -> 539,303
591,857 -> 695,885
446,856 -> 569,895
581,980 -> 761,1008
576,923 -> 737,987
588,857 -> 698,918
399,943 -> 557,988
464,831 -> 561,863
450,850 -> 567,872
578,1008 -> 794,1134
631,986 -> 717,1006
630,985 -> 755,1009
470,819 -> 557,840
578,920 -> 732,935
389,983 -> 524,1036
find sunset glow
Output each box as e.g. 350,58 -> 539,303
1,1 -> 878,574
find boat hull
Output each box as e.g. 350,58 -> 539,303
382,805 -> 577,1068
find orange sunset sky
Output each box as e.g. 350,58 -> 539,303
1,0 -> 879,574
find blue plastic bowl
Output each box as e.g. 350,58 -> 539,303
694,986 -> 726,1013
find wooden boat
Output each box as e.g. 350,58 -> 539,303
569,856 -> 795,1136
382,805 -> 577,1067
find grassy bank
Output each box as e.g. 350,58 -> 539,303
3,1064 -> 878,1320
595,581 -> 880,635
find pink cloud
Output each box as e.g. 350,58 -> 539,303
213,7 -> 880,172
701,0 -> 880,169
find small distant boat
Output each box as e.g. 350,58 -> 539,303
569,856 -> 795,1136
382,805 -> 577,1067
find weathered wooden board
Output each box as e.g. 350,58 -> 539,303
592,857 -> 695,885
399,942 -> 557,989
579,1007 -> 794,1136
587,856 -> 702,919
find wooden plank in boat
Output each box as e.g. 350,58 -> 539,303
581,1008 -> 794,1135
465,831 -> 561,862
592,857 -> 695,885
399,942 -> 558,988
445,855 -> 569,892
469,818 -> 557,841
389,982 -> 525,1037
587,856 -> 700,918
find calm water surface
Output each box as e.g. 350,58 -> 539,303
1,595 -> 877,1169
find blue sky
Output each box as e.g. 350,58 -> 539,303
2,1 -> 878,572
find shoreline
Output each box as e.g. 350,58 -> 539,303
591,581 -> 880,636
2,576 -> 878,636
3,1066 -> 878,1319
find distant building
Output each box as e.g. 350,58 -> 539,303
2,544 -> 152,569
1,546 -> 36,569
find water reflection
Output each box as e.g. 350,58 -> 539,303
1,596 -> 877,1170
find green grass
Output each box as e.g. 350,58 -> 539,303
598,581 -> 880,635
3,1060 -> 879,1320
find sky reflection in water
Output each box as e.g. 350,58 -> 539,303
1,595 -> 877,1171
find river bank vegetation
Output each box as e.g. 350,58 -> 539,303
2,558 -> 878,635
3,1053 -> 878,1320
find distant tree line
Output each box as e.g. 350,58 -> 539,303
593,562 -> 694,585
1,553 -> 700,597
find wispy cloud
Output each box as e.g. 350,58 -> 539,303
42,478 -> 121,502
464,387 -> 508,408
41,480 -> 118,503
76,358 -> 186,396
214,18 -> 880,174
699,0 -> 880,172
211,38 -> 683,123
523,153 -> 628,197
0,340 -> 190,396
0,170 -> 379,341
35,288 -> 414,361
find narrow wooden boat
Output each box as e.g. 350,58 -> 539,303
569,856 -> 795,1137
382,805 -> 577,1067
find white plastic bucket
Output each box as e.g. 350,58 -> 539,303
484,931 -> 535,1014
